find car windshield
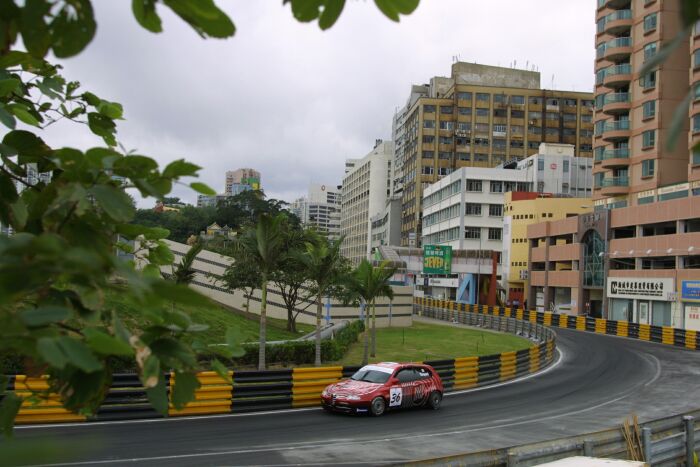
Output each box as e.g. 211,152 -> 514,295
350,369 -> 391,384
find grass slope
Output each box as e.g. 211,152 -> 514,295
338,321 -> 531,365
104,291 -> 314,346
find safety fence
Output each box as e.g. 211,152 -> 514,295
415,297 -> 699,350
404,410 -> 700,466
5,306 -> 556,425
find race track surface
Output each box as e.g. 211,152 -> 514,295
11,327 -> 700,466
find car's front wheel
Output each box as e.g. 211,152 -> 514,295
427,391 -> 442,410
370,396 -> 386,416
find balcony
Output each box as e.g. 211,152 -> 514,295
598,37 -> 632,61
603,63 -> 632,87
600,175 -> 630,195
602,119 -> 630,141
531,246 -> 547,263
597,148 -> 630,168
602,92 -> 631,114
597,10 -> 632,35
548,270 -> 580,288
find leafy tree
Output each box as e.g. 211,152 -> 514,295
231,214 -> 286,370
171,242 -> 203,285
216,190 -> 296,232
299,234 -> 346,366
343,260 -> 395,364
221,247 -> 262,317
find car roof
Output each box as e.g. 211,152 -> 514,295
373,362 -> 428,370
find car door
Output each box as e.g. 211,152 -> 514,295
412,367 -> 433,406
389,368 -> 416,409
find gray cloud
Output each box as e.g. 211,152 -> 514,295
39,0 -> 595,207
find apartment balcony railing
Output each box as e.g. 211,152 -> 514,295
603,120 -> 630,132
595,148 -> 630,161
600,176 -> 629,187
597,10 -> 632,33
596,37 -> 632,58
603,92 -> 630,105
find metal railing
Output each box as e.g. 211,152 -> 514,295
603,120 -> 630,132
604,92 -> 630,105
595,148 -> 630,161
600,176 -> 629,187
597,10 -> 632,33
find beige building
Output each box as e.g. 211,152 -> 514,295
395,62 -> 594,247
225,168 -> 261,194
340,140 -> 393,264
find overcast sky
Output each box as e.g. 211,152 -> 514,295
41,0 -> 596,207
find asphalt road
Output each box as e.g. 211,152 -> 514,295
9,327 -> 700,466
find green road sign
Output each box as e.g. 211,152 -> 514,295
423,245 -> 452,274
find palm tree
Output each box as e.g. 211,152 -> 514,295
345,259 -> 396,364
171,241 -> 203,285
299,234 -> 345,366
232,213 -> 286,370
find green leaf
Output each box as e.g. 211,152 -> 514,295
55,338 -> 102,373
666,88 -> 694,152
0,173 -> 18,203
373,0 -> 419,21
19,0 -> 52,58
149,241 -> 174,265
112,311 -> 132,342
0,393 -> 22,437
190,182 -> 216,195
162,0 -> 235,38
132,0 -> 163,33
112,155 -> 158,178
151,281 -> 207,307
19,305 -> 70,327
82,92 -> 101,107
171,371 -> 200,410
36,337 -> 69,369
141,354 -> 161,388
89,185 -> 136,222
0,105 -> 16,130
0,51 -> 34,69
163,159 -> 201,178
0,78 -> 21,97
145,376 -> 168,414
50,0 -> 97,58
225,327 -> 245,358
87,112 -> 117,146
2,130 -> 51,162
0,375 -> 7,397
319,0 -> 345,30
97,101 -> 123,120
211,359 -> 232,384
290,0 -> 323,22
84,328 -> 134,356
7,104 -> 40,127
10,197 -> 27,230
681,0 -> 700,27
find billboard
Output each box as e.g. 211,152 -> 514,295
423,245 -> 452,274
682,281 -> 700,301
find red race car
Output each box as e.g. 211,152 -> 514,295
320,362 -> 444,416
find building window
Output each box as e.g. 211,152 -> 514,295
424,120 -> 435,129
563,113 -> 577,122
466,179 -> 482,192
458,107 -> 472,116
465,227 -> 481,239
642,100 -> 656,119
580,143 -> 593,151
642,130 -> 655,148
529,126 -> 542,135
465,203 -> 482,216
512,95 -> 525,105
422,151 -> 433,159
456,136 -> 470,146
644,42 -> 657,61
457,152 -> 470,161
545,127 -> 559,136
424,105 -> 435,113
493,139 -> 507,150
422,135 -> 435,143
438,167 -> 451,176
694,148 -> 700,165
457,92 -> 472,101
529,111 -> 542,119
643,13 -> 657,32
490,181 -> 503,193
510,125 -> 524,135
474,137 -> 489,147
489,204 -> 503,217
493,124 -> 507,133
537,158 -> 544,171
438,151 -> 452,160
581,114 -> 592,122
511,109 -> 525,119
488,228 -> 502,240
510,140 -> 524,148
529,96 -> 542,105
695,83 -> 700,100
456,123 -> 471,132
439,136 -> 453,145
563,160 -> 569,172
421,166 -> 434,175
476,108 -> 489,117
474,153 -> 489,162
440,106 -> 453,114
694,114 -> 700,133
476,93 -> 490,102
642,159 -> 655,177
439,121 -> 454,130
695,49 -> 700,69
493,108 -> 508,118
474,123 -> 489,133
640,71 -> 656,89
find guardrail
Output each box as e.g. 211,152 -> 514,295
404,411 -> 700,466
414,297 -> 699,351
5,308 -> 555,425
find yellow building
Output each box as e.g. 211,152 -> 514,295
396,62 -> 594,247
502,192 -> 591,308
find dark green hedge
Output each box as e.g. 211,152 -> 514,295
1,320 -> 365,374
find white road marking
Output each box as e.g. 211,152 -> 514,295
643,353 -> 662,387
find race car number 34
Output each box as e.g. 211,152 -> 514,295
389,387 -> 402,407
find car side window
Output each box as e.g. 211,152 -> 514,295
396,368 -> 415,383
416,368 -> 431,380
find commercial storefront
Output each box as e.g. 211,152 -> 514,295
607,277 -> 676,326
682,280 -> 700,331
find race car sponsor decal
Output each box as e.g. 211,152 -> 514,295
413,384 -> 427,405
389,387 -> 402,407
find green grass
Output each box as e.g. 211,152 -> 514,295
337,321 -> 532,365
104,291 -> 314,346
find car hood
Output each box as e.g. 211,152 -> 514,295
328,379 -> 382,395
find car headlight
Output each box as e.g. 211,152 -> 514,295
345,395 -> 361,401
321,389 -> 329,397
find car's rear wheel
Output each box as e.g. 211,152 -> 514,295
427,391 -> 442,410
370,397 -> 386,416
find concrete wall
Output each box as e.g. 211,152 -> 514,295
164,240 -> 413,328
451,62 -> 540,89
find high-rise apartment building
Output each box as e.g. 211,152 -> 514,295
526,1 -> 700,329
225,168 -> 261,195
340,140 -> 393,264
291,183 -> 342,240
593,0 -> 689,208
395,62 -> 594,247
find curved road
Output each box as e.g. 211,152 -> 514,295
12,326 -> 700,466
